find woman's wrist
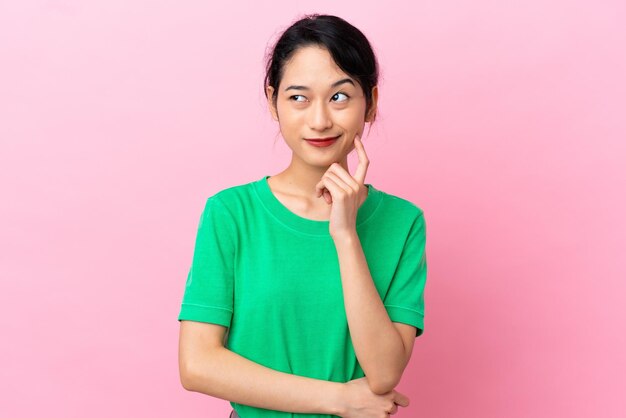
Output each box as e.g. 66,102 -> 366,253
326,381 -> 348,417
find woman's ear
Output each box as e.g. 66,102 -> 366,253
266,86 -> 279,121
365,85 -> 378,122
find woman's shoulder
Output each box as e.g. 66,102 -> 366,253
373,185 -> 425,220
203,176 -> 263,211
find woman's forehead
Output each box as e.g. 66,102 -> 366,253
280,47 -> 353,89
282,77 -> 356,94
284,47 -> 344,75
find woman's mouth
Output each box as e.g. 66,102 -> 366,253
305,134 -> 340,147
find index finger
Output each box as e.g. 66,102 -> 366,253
392,391 -> 410,407
352,133 -> 369,185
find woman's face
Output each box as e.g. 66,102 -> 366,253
266,45 -> 377,168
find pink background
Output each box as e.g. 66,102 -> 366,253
1,1 -> 625,417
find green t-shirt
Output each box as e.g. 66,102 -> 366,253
178,175 -> 428,418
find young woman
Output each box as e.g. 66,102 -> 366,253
177,14 -> 428,418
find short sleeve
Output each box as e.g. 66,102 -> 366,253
383,211 -> 428,337
177,196 -> 237,328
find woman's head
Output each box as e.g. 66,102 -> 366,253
263,14 -> 379,167
264,14 -> 379,121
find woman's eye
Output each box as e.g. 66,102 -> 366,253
332,92 -> 349,102
289,95 -> 306,102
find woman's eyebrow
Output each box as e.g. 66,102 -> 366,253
284,78 -> 355,91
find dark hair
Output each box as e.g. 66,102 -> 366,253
264,14 -> 379,123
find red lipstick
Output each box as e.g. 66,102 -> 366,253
305,134 -> 340,147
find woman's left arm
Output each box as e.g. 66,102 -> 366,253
333,232 -> 412,395
316,135 -> 415,395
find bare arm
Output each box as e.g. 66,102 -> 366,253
333,231 -> 409,395
179,320 -> 346,416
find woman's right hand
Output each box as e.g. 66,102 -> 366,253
338,376 -> 410,417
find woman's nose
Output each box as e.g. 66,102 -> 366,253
308,101 -> 332,131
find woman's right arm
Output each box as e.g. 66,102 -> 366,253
178,320 -> 346,416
